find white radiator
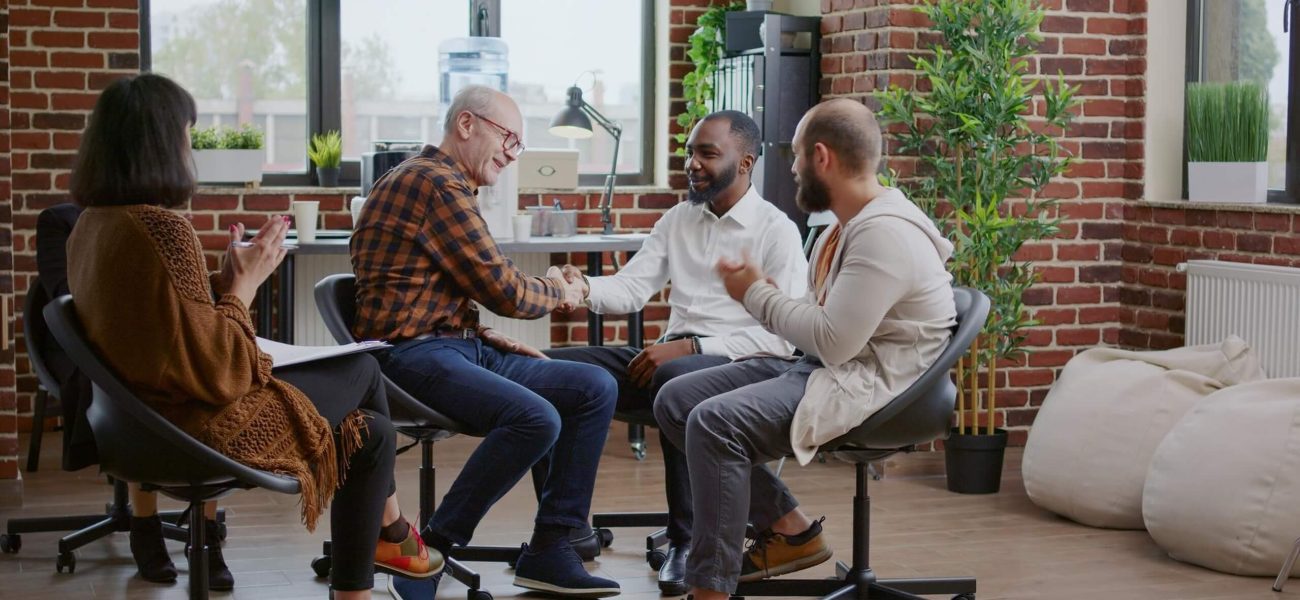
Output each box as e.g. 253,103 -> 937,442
1183,260 -> 1300,378
292,253 -> 554,348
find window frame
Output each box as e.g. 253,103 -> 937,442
1184,0 -> 1299,204
142,0 -> 657,188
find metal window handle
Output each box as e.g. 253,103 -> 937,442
1287,0 -> 1295,33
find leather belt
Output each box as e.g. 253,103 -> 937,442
411,327 -> 478,342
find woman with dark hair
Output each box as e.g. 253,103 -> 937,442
65,72 -> 442,598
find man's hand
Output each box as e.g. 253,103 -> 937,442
716,249 -> 767,303
548,265 -> 588,313
628,339 -> 696,388
481,328 -> 549,360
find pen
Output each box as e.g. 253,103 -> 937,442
233,242 -> 298,249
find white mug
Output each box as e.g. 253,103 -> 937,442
350,196 -> 367,229
513,214 -> 533,242
291,200 -> 320,243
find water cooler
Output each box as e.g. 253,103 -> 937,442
439,37 -> 516,241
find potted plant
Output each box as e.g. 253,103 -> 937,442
1186,81 -> 1269,203
674,1 -> 744,156
308,130 -> 343,187
876,0 -> 1080,494
191,123 -> 265,186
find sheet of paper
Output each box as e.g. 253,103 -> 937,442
255,337 -> 391,369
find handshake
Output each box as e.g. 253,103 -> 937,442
545,265 -> 589,313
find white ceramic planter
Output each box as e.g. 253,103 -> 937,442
192,149 -> 265,185
1188,161 -> 1268,204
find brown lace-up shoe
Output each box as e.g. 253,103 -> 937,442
738,517 -> 833,582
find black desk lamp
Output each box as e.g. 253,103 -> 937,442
549,85 -> 622,235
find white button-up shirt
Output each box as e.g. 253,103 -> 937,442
586,186 -> 809,359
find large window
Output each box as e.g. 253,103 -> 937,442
1187,0 -> 1298,202
144,0 -> 655,186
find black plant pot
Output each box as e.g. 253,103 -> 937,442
316,166 -> 340,187
944,427 -> 1008,494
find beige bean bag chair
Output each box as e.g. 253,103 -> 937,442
1143,378 -> 1300,575
1022,336 -> 1264,529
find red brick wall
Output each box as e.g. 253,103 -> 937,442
1120,202 -> 1300,349
1,5 -> 18,481
820,0 -> 1147,445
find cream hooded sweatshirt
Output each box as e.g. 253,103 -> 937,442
742,188 -> 957,464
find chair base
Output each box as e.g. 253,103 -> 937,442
1,478 -> 225,574
730,461 -> 976,600
591,511 -> 670,569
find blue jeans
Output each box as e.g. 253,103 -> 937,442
380,337 -> 618,545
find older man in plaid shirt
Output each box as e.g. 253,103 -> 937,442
351,85 -> 620,599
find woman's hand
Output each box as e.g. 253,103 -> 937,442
222,214 -> 289,307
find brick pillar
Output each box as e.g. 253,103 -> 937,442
6,0 -> 140,477
1,3 -> 17,483
818,0 -> 1147,445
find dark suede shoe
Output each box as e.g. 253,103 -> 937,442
204,519 -> 234,591
387,572 -> 442,599
129,515 -> 178,583
569,524 -> 602,561
513,541 -> 620,598
657,543 -> 690,596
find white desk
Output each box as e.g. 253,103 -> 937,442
256,233 -> 647,349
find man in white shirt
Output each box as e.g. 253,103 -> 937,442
546,110 -> 808,595
653,99 -> 956,600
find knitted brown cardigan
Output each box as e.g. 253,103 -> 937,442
67,204 -> 364,530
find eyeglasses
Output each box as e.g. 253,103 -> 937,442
470,112 -> 526,155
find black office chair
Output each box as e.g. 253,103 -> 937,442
41,296 -> 300,600
23,277 -> 60,473
315,273 -> 519,600
732,286 -> 988,600
2,280 -> 209,567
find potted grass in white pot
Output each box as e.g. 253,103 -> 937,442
191,124 -> 265,186
1186,81 -> 1269,203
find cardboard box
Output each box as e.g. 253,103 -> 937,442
519,148 -> 580,190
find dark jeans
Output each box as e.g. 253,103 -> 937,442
380,337 -> 618,545
277,353 -> 396,592
544,345 -> 729,546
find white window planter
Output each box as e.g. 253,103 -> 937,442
1188,161 -> 1268,204
192,149 -> 265,185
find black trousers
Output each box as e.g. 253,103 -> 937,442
544,345 -> 729,546
276,353 -> 395,592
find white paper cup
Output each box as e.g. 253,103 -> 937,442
513,214 -> 533,242
350,196 -> 366,229
292,200 -> 319,243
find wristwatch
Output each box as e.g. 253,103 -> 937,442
691,336 -> 702,354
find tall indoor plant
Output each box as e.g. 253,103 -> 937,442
876,0 -> 1080,493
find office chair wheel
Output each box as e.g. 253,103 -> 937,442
311,555 -> 331,578
631,441 -> 647,461
56,551 -> 76,573
952,594 -> 975,600
596,527 -> 614,548
647,549 -> 668,570
0,533 -> 19,553
468,590 -> 493,600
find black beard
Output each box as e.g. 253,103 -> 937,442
795,167 -> 832,213
687,161 -> 739,205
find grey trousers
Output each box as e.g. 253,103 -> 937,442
653,357 -> 816,593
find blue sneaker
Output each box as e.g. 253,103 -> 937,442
513,542 -> 620,598
386,572 -> 441,599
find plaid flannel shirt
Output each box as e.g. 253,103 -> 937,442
350,145 -> 563,342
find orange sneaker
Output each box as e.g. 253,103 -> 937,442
374,523 -> 444,579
